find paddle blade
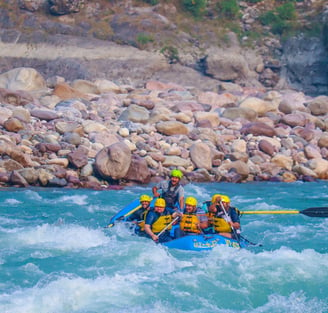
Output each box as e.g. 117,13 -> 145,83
300,207 -> 328,217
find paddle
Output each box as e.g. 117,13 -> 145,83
219,201 -> 241,244
240,207 -> 328,218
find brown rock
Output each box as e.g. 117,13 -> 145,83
53,82 -> 88,100
10,170 -> 29,187
240,122 -> 276,137
156,121 -> 189,136
3,118 -> 24,132
145,80 -> 185,91
68,147 -> 89,168
17,168 -> 39,184
190,142 -> 212,170
0,88 -> 34,106
124,155 -> 151,184
292,127 -> 315,142
30,109 -> 59,121
35,143 -> 61,153
0,142 -> 33,167
281,113 -> 307,127
259,139 -> 276,156
0,159 -> 24,171
307,96 -> 328,116
222,107 -> 257,121
94,142 -> 132,180
172,101 -> 205,113
304,144 -> 322,159
281,171 -> 297,182
318,133 -> 328,148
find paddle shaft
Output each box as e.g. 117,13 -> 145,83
240,207 -> 328,217
241,210 -> 300,214
106,204 -> 143,228
219,201 -> 240,244
157,216 -> 180,237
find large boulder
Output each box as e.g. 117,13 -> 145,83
307,96 -> 328,116
190,142 -> 212,171
205,47 -> 253,83
94,142 -> 132,180
0,68 -> 46,91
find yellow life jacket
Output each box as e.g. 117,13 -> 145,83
213,216 -> 231,233
180,214 -> 201,234
152,214 -> 172,233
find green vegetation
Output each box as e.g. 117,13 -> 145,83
182,0 -> 207,18
140,0 -> 160,4
216,0 -> 240,19
160,46 -> 180,64
136,33 -> 154,47
258,1 -> 298,35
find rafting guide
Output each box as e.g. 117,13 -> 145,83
152,169 -> 184,211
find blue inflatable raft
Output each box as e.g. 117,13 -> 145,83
107,198 -> 248,251
162,232 -> 247,251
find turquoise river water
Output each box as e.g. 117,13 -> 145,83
0,181 -> 327,313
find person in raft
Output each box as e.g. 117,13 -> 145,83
152,169 -> 184,211
207,194 -> 241,239
174,196 -> 208,238
144,198 -> 179,243
126,194 -> 152,234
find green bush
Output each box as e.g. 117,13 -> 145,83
136,33 -> 154,46
182,0 -> 207,18
276,2 -> 296,20
217,0 -> 240,19
271,19 -> 290,35
258,1 -> 297,36
160,46 -> 180,64
259,11 -> 279,26
141,0 -> 159,5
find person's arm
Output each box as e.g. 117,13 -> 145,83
208,203 -> 217,213
177,186 -> 184,211
152,185 -> 161,198
229,208 -> 240,229
198,210 -> 209,229
144,224 -> 158,241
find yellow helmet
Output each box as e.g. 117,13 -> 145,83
185,196 -> 197,207
220,195 -> 230,203
140,194 -> 151,203
154,198 -> 166,208
211,194 -> 221,204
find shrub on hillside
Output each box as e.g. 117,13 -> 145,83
182,0 -> 207,18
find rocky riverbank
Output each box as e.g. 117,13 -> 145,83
0,67 -> 327,189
